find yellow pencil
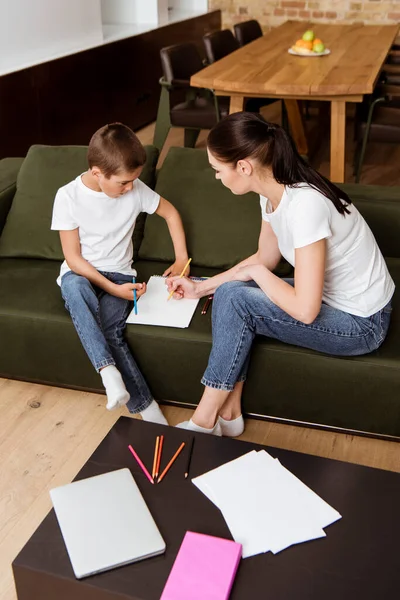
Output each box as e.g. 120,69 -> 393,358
167,258 -> 192,301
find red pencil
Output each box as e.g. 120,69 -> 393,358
128,444 -> 154,484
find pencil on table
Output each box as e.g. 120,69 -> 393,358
157,441 -> 186,483
184,437 -> 195,479
167,258 -> 192,301
152,436 -> 160,480
128,444 -> 154,484
155,434 -> 164,479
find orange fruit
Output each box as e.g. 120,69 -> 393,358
313,38 -> 323,47
295,39 -> 313,50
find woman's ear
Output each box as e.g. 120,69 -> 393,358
236,159 -> 253,177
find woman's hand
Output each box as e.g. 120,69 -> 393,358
166,276 -> 199,300
162,259 -> 191,277
113,282 -> 147,301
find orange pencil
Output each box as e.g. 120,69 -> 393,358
152,436 -> 160,480
157,441 -> 185,483
155,434 -> 164,479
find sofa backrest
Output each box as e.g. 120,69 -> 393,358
139,147 -> 260,269
0,144 -> 159,261
139,147 -> 400,266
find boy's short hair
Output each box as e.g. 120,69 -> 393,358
87,123 -> 147,178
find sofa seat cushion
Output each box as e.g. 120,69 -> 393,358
0,257 -> 398,436
0,145 -> 159,261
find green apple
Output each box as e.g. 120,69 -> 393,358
313,42 -> 325,53
302,30 -> 315,42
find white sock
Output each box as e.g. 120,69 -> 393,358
100,365 -> 130,411
218,415 -> 245,437
140,400 -> 168,425
176,419 -> 222,436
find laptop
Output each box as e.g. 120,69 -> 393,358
50,468 -> 166,579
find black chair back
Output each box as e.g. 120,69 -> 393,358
160,43 -> 204,84
234,19 -> 263,47
203,29 -> 240,64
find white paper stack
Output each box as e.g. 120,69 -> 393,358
192,450 -> 341,558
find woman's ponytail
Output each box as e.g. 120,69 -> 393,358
207,112 -> 351,215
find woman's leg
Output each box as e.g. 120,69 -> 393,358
190,279 -> 391,430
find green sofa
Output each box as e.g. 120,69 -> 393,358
0,145 -> 399,439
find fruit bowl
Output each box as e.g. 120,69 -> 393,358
288,47 -> 330,57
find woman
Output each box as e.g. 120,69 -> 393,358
167,112 -> 395,437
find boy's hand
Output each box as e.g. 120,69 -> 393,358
113,282 -> 147,301
166,276 -> 198,300
163,259 -> 191,278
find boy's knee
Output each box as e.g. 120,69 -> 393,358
61,273 -> 92,301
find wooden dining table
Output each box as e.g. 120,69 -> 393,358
191,21 -> 399,182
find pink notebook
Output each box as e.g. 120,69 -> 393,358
160,531 -> 242,600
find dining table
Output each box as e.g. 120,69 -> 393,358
190,20 -> 399,183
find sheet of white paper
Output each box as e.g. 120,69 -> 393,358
126,276 -> 199,328
192,450 -> 341,557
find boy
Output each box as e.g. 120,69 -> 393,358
51,123 -> 189,423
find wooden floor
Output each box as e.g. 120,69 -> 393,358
136,102 -> 400,186
1,377 -> 399,600
1,109 -> 400,600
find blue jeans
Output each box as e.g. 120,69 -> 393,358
202,279 -> 393,391
61,271 -> 153,413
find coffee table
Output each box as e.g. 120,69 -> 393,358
13,417 -> 400,599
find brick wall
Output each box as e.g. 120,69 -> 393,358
209,0 -> 400,30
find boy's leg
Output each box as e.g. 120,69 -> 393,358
61,271 -> 115,371
98,274 -> 167,424
61,271 -> 129,410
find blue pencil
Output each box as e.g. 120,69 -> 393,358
132,276 -> 138,315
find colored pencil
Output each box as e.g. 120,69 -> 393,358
155,434 -> 164,479
157,441 -> 186,483
152,436 -> 160,480
184,437 -> 195,479
132,276 -> 138,315
128,444 -> 154,484
201,295 -> 213,315
167,258 -> 192,301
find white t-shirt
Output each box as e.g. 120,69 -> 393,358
260,184 -> 395,317
51,174 -> 160,285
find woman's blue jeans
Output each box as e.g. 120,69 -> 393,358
61,271 -> 153,413
201,279 -> 392,392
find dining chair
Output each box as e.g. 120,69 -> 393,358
354,84 -> 400,182
203,29 -> 240,64
153,42 -> 228,152
233,19 -> 263,47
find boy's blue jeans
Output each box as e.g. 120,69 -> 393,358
61,271 -> 153,414
201,280 -> 393,392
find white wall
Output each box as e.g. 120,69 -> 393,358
168,0 -> 208,10
101,0 -> 169,25
0,0 -> 103,76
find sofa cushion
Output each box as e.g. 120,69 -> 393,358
139,147 -> 260,269
0,145 -> 159,261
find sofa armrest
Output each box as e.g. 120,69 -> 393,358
0,157 -> 24,235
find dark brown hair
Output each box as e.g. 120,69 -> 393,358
207,112 -> 351,215
87,123 -> 147,178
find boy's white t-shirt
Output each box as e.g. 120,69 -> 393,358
260,184 -> 395,317
51,174 -> 160,285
